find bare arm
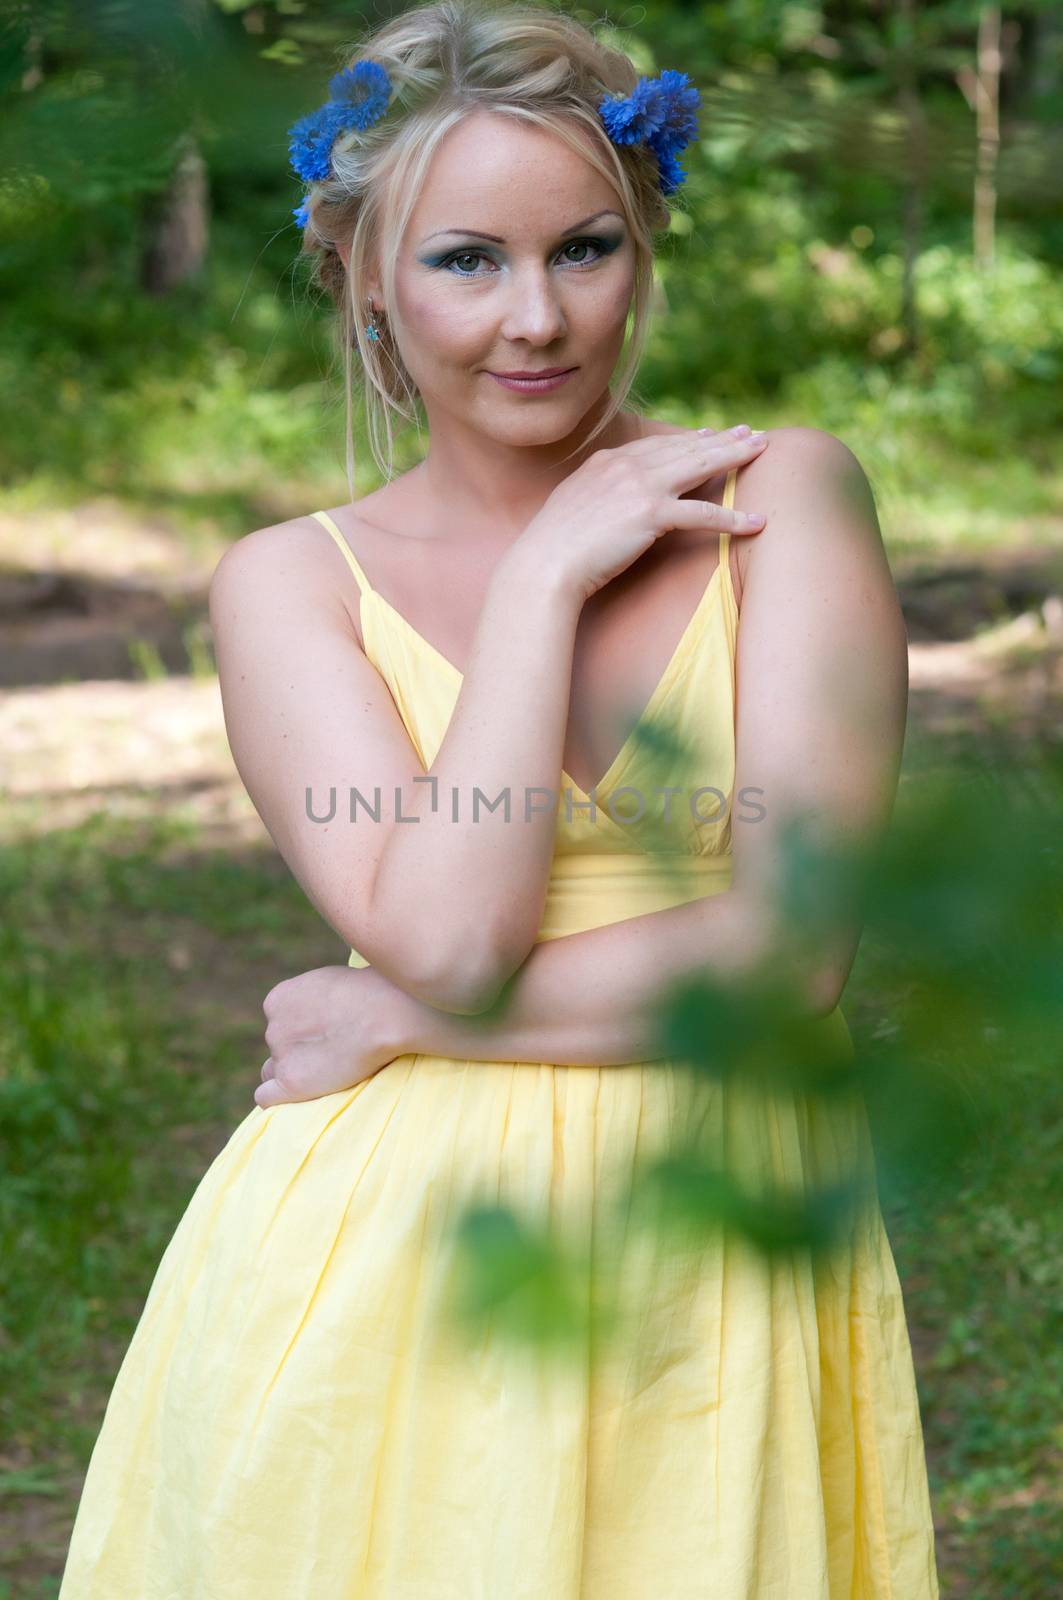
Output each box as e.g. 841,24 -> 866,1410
387,427 -> 908,1043
211,433 -> 755,1016
209,524 -> 580,1014
366,889 -> 770,1065
359,432 -> 760,1010
358,539 -> 584,1010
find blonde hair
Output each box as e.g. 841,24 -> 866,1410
295,0 -> 683,494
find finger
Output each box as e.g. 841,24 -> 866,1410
665,495 -> 767,536
667,429 -> 768,490
256,1074 -> 325,1107
625,428 -> 769,498
617,423 -> 757,460
254,1078 -> 289,1108
616,421 -> 734,452
699,429 -> 769,465
260,1057 -> 275,1081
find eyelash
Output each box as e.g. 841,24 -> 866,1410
435,236 -> 612,277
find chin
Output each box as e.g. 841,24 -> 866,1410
501,416 -> 587,448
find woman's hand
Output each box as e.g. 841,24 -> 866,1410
516,424 -> 770,606
254,965 -> 411,1108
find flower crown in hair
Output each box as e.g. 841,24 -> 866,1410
288,61 -> 700,228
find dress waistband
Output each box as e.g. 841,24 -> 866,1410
347,853 -> 734,968
535,851 -> 733,943
547,851 -> 733,887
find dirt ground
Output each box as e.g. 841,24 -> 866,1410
3,494 -> 1060,835
2,496 -> 1062,1594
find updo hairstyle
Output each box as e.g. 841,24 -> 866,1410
295,0 -> 681,488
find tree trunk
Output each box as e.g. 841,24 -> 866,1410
139,131 -> 210,297
896,0 -> 929,364
972,5 -> 1001,274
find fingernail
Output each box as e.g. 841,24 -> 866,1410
745,512 -> 766,525
733,424 -> 752,437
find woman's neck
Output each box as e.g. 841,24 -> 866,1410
411,406 -> 646,546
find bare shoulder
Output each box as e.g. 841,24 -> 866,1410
210,505 -> 376,633
730,425 -> 896,630
210,471 -> 420,602
209,510 -> 337,590
728,425 -> 887,592
735,423 -> 873,501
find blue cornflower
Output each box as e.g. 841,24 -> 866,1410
598,69 -> 701,193
652,147 -> 687,197
327,61 -> 391,125
292,198 -> 311,230
288,60 -> 392,185
288,102 -> 350,183
644,70 -> 700,159
598,76 -> 665,148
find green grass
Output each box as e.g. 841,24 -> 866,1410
0,812 -> 323,1471
888,1094 -> 1063,1593
2,756 -> 1061,1594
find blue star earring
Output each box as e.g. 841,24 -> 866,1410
365,298 -> 381,342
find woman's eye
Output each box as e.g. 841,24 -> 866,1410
559,240 -> 598,265
440,237 -> 607,276
447,251 -> 485,275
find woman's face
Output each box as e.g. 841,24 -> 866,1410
376,109 -> 637,446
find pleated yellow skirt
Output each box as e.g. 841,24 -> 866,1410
59,1038 -> 939,1598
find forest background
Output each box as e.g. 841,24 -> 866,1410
1,1 -> 1061,1594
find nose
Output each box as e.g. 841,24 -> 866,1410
499,266 -> 567,345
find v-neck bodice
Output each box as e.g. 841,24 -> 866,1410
310,470 -> 741,964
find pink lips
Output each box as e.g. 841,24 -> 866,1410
487,368 -> 576,394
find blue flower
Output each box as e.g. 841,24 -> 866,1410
652,147 -> 687,197
288,102 -> 350,183
598,76 -> 664,147
327,60 -> 391,126
293,198 -> 311,230
287,60 -> 392,184
644,69 -> 700,160
598,69 -> 700,192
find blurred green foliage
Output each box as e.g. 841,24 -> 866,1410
1,0 -> 1061,534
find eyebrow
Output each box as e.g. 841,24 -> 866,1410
419,208 -> 624,245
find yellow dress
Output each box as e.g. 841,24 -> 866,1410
58,468 -> 940,1598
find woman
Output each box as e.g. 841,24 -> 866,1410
58,1 -> 939,1595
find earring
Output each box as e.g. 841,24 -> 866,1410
365,297 -> 382,342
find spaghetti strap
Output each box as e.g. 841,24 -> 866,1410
718,466 -> 737,598
717,464 -> 736,563
309,509 -> 375,599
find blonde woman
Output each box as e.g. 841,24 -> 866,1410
58,2 -> 938,1595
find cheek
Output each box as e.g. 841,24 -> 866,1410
397,286 -> 488,365
601,263 -> 637,323
571,298 -> 628,366
576,265 -> 636,341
